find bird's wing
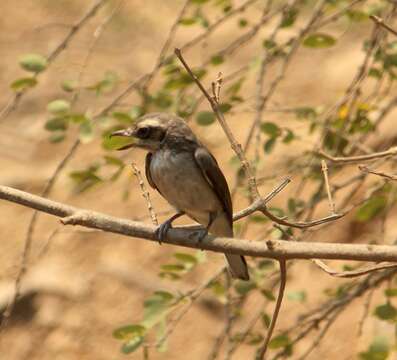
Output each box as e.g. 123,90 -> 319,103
194,146 -> 233,226
145,152 -> 158,190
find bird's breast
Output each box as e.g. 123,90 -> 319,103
149,149 -> 220,217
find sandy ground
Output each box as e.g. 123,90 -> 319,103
0,1 -> 397,359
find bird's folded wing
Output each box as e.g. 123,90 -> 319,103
194,147 -> 233,228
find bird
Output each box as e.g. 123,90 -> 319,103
111,112 -> 249,280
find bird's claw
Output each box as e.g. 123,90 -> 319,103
155,220 -> 173,244
190,228 -> 208,244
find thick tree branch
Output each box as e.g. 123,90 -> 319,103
2,185 -> 397,263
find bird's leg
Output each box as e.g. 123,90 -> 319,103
156,211 -> 185,244
196,211 -> 217,243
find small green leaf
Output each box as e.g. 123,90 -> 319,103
260,122 -> 281,137
179,18 -> 197,26
287,291 -> 306,302
261,289 -> 275,301
47,100 -> 71,115
61,79 -> 78,92
161,264 -> 185,272
280,8 -> 298,28
385,288 -> 397,297
355,196 -> 387,222
219,103 -> 232,113
113,324 -> 146,340
121,337 -> 144,354
113,112 -> 134,124
268,334 -> 290,349
19,53 -> 47,73
303,33 -> 336,48
45,117 -> 68,131
49,132 -> 66,143
235,280 -> 256,295
374,303 -> 397,321
79,119 -> 94,143
359,336 -> 389,360
238,18 -> 248,27
196,111 -> 215,126
282,129 -> 295,143
173,253 -> 198,265
263,138 -> 276,153
210,55 -> 224,65
10,77 -> 37,92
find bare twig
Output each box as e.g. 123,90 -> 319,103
319,146 -> 397,164
256,260 -> 287,360
359,165 -> 397,181
312,259 -> 397,278
321,160 -> 336,214
370,14 -> 397,37
131,162 -> 158,226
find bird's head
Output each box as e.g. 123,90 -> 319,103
110,113 -> 197,152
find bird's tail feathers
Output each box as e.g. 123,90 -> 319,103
225,254 -> 249,280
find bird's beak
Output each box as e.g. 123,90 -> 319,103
109,128 -> 136,150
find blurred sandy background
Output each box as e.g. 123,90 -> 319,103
0,0 -> 397,359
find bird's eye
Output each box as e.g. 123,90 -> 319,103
136,127 -> 151,139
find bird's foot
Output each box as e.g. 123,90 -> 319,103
155,220 -> 173,244
190,228 -> 208,244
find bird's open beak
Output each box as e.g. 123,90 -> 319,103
109,128 -> 136,150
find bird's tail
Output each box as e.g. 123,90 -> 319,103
210,214 -> 249,280
224,254 -> 249,280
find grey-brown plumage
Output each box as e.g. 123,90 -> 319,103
111,113 -> 249,280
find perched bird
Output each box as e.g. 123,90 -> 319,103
111,113 -> 249,280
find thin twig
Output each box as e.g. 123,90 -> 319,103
319,146 -> 397,164
131,162 -> 158,226
321,160 -> 336,214
370,14 -> 397,37
359,165 -> 397,181
313,259 -> 397,278
256,260 -> 287,360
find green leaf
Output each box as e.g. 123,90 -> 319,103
69,166 -> 102,192
268,334 -> 290,349
153,91 -> 173,109
142,291 -> 175,328
47,100 -> 71,115
121,336 -> 144,354
374,303 -> 397,321
249,214 -> 268,223
61,79 -> 78,92
173,253 -> 198,265
49,132 -> 66,143
219,103 -> 232,113
287,291 -> 306,302
161,264 -> 185,272
112,112 -> 134,124
19,53 -> 47,73
79,119 -> 94,143
179,18 -> 197,26
210,55 -> 224,65
263,138 -> 276,153
113,324 -> 146,340
129,105 -> 143,119
260,122 -> 281,137
359,336 -> 389,360
261,289 -> 275,301
102,128 -> 135,150
385,288 -> 397,297
355,196 -> 387,222
196,111 -> 215,126
303,33 -> 336,48
234,280 -> 256,295
261,313 -> 270,328
280,8 -> 298,28
238,18 -> 248,27
10,77 -> 37,92
45,117 -> 68,131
